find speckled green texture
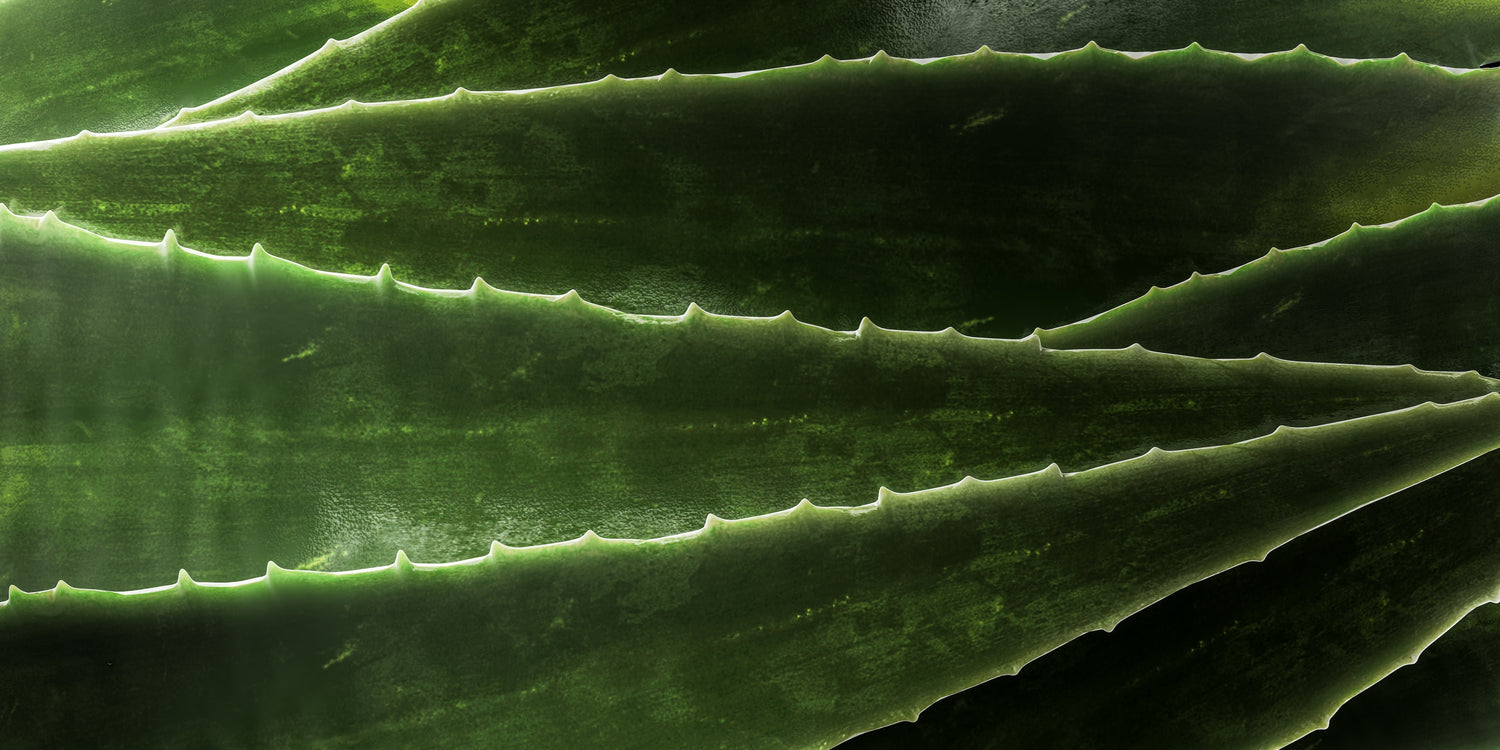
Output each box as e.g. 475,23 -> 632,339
8,48 -> 1500,336
10,207 -> 1493,594
164,0 -> 1500,127
0,0 -> 413,145
8,5 -> 1500,746
5,394 -> 1500,749
843,439 -> 1500,750
1037,198 -> 1500,376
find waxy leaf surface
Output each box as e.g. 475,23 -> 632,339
6,395 -> 1500,748
0,0 -> 413,145
167,0 -> 1500,127
6,48 -> 1500,335
845,441 -> 1500,750
1038,198 -> 1500,375
8,208 -> 1493,592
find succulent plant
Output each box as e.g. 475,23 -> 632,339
5,1 -> 1500,747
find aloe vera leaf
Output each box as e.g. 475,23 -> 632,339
5,397 -> 1500,749
1037,197 -> 1500,375
10,206 -> 1493,593
8,48 -> 1500,336
843,433 -> 1500,750
0,0 -> 413,147
162,0 -> 1500,128
1283,603 -> 1500,749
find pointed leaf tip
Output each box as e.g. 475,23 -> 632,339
177,569 -> 195,586
394,549 -> 415,572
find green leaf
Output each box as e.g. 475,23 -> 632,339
5,48 -> 1499,335
0,0 -> 413,145
843,437 -> 1500,750
1037,197 -> 1500,375
1284,603 -> 1500,749
10,206 -> 1492,593
5,395 -> 1500,748
166,0 -> 1500,127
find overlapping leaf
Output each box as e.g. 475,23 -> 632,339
0,0 -> 413,145
5,0 -> 1500,745
1038,198 -> 1500,375
11,207 -> 1492,593
6,394 -> 1500,748
164,0 -> 1500,127
5,48 -> 1500,335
